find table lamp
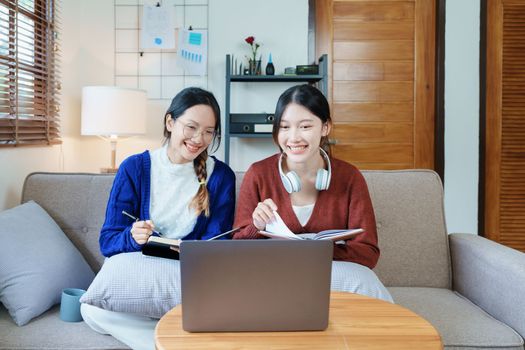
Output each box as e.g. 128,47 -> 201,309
81,86 -> 147,173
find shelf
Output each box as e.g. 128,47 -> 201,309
229,75 -> 323,83
224,54 -> 327,164
229,133 -> 272,138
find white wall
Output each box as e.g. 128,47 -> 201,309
444,0 -> 480,234
0,147 -> 62,209
208,0 -> 308,170
60,0 -> 164,176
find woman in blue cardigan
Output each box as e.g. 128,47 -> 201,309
82,87 -> 235,350
99,87 -> 235,256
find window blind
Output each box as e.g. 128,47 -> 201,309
0,0 -> 60,146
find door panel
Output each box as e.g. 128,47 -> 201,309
333,102 -> 414,122
333,82 -> 414,102
485,0 -> 525,251
333,2 -> 415,21
332,144 -> 414,163
334,62 -> 414,81
317,0 -> 435,170
333,123 -> 413,143
334,41 -> 415,60
333,22 -> 415,40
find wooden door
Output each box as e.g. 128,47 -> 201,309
485,0 -> 525,252
316,0 -> 435,170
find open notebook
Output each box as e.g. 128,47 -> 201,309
260,210 -> 364,241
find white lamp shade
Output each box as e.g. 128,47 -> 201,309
81,86 -> 147,136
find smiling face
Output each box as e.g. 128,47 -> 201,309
277,103 -> 331,165
165,104 -> 216,164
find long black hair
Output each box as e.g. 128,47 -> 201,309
272,84 -> 331,152
163,87 -> 221,216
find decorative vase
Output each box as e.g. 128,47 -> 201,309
249,59 -> 262,75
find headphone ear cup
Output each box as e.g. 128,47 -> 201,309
285,171 -> 301,193
280,173 -> 293,193
315,169 -> 330,191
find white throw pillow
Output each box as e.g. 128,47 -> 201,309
331,261 -> 393,303
80,252 -> 181,319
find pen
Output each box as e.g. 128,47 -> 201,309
122,210 -> 163,236
206,227 -> 241,241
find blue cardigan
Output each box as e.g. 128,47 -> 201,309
99,151 -> 236,257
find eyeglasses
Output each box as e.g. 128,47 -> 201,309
175,119 -> 217,143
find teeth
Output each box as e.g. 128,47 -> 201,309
288,146 -> 306,151
186,143 -> 200,152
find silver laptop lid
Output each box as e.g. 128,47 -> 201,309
180,240 -> 333,332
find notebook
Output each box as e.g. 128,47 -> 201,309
179,239 -> 333,332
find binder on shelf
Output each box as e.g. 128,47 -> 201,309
229,113 -> 274,134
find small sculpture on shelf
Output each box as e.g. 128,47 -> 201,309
265,53 -> 275,75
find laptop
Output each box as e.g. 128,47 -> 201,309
179,239 -> 333,332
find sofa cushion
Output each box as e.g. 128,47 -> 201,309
22,172 -> 115,273
0,304 -> 128,350
80,252 -> 182,319
389,287 -> 524,350
363,170 -> 451,288
0,201 -> 95,326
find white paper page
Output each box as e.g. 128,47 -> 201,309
177,29 -> 207,76
140,5 -> 176,49
265,211 -> 297,239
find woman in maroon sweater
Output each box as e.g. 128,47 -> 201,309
233,84 -> 380,269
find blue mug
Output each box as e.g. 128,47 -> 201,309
59,288 -> 86,322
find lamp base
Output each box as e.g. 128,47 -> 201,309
100,167 -> 118,174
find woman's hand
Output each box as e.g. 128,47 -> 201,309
131,220 -> 155,245
252,199 -> 278,231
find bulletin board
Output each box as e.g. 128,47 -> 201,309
114,0 -> 209,100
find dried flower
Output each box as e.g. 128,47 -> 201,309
245,36 -> 260,63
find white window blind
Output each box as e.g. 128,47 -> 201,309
0,0 -> 60,146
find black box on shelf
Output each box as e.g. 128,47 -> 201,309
296,64 -> 319,75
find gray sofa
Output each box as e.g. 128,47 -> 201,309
1,170 -> 524,350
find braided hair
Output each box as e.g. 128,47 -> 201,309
163,87 -> 221,216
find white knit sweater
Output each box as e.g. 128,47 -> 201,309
149,146 -> 215,239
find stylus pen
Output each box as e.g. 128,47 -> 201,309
122,210 -> 163,236
207,227 -> 241,241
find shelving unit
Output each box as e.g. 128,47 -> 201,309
224,54 -> 327,164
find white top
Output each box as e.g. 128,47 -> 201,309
292,203 -> 315,227
149,146 -> 215,239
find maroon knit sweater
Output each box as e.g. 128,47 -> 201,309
233,154 -> 380,269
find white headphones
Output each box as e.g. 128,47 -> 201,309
278,148 -> 332,193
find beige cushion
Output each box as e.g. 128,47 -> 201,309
389,287 -> 524,349
22,173 -> 114,273
363,170 -> 451,288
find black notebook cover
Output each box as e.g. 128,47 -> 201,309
142,240 -> 180,260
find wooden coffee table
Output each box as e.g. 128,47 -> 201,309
155,292 -> 442,349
